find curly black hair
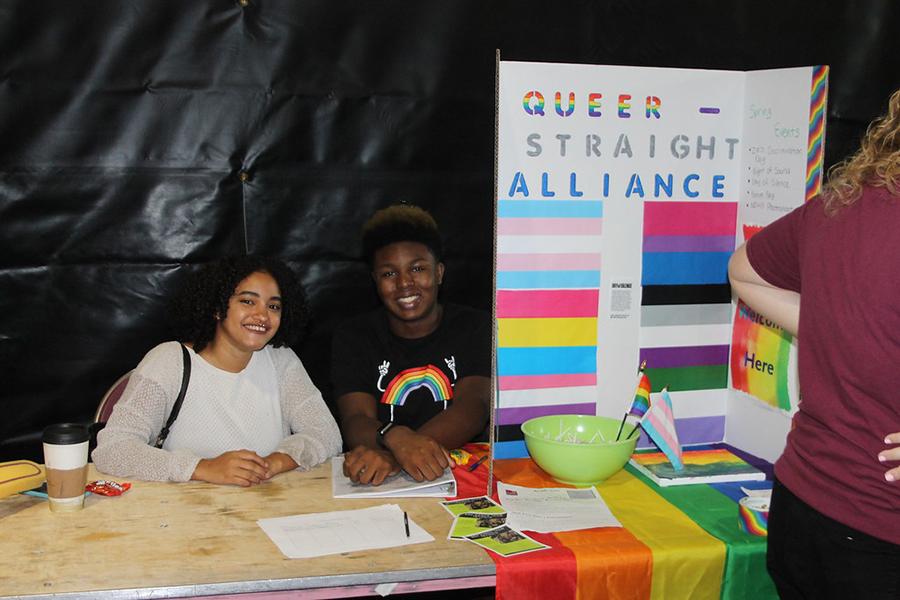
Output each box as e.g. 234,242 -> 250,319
170,256 -> 308,353
361,204 -> 443,265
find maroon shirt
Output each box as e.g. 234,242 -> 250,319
747,188 -> 900,544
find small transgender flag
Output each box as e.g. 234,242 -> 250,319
641,387 -> 684,470
628,371 -> 651,418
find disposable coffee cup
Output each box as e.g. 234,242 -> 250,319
42,423 -> 89,512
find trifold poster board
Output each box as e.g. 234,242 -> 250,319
494,60 -> 827,461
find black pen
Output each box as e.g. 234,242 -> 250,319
403,511 -> 410,537
467,455 -> 488,472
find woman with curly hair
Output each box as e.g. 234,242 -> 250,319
729,90 -> 900,597
93,256 -> 342,485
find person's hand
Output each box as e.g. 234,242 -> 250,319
384,427 -> 451,482
192,450 -> 269,486
261,452 -> 298,479
343,445 -> 400,486
879,433 -> 900,482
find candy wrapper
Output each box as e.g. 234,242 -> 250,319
86,480 -> 131,496
449,448 -> 473,466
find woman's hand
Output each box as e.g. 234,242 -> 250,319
192,450 -> 270,486
261,452 -> 298,479
879,433 -> 900,482
342,446 -> 400,486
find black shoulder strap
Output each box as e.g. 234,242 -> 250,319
154,344 -> 192,449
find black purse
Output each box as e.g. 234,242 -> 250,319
153,344 -> 192,448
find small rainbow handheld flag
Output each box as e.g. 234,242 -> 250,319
628,371 -> 651,418
616,362 -> 650,440
641,387 -> 684,471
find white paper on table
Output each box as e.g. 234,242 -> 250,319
496,482 -> 622,533
257,504 -> 434,559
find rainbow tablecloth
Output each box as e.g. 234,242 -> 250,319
454,446 -> 776,600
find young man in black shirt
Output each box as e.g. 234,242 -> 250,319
331,204 -> 490,484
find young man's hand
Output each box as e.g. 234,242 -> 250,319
384,426 -> 452,482
343,446 -> 400,485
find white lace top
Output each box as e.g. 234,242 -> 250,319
92,341 -> 342,482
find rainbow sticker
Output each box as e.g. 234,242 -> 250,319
805,65 -> 829,201
380,365 -> 453,407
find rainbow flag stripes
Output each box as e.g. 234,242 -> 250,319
380,365 -> 453,406
805,65 -> 829,201
628,371 -> 651,418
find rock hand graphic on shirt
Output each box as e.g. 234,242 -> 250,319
377,356 -> 457,423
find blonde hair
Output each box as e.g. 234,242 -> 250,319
824,88 -> 900,214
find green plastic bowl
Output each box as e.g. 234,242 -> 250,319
521,415 -> 638,486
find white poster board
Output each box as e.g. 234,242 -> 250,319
494,60 -> 827,459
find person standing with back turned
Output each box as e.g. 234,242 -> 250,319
728,90 -> 900,598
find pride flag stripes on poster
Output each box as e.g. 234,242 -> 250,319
805,65 -> 828,200
496,199 -> 604,394
641,201 -> 737,285
639,344 -> 730,393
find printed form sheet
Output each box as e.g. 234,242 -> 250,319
497,482 -> 621,533
258,504 -> 433,559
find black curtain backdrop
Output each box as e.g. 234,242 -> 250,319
2,1 -> 899,462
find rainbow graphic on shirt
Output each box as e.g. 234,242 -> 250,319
380,365 -> 454,407
805,65 -> 829,201
730,300 -> 792,411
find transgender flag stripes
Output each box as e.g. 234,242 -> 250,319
641,388 -> 684,470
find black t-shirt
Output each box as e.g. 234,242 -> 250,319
331,303 -> 491,430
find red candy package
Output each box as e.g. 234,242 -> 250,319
86,480 -> 132,496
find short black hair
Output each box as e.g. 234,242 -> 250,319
169,256 -> 308,353
361,204 -> 443,265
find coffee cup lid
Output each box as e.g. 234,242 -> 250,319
43,423 -> 89,445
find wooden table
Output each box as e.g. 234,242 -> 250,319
0,465 -> 495,599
